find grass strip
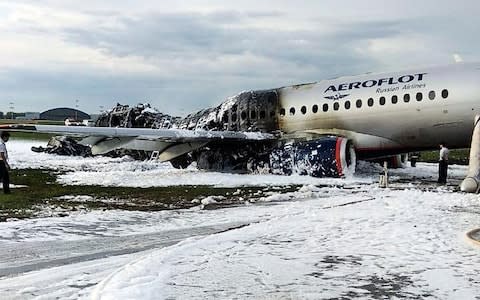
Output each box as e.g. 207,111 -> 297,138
0,169 -> 296,221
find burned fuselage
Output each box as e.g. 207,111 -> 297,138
161,89 -> 284,173
172,89 -> 281,133
95,89 -> 280,133
91,87 -> 353,178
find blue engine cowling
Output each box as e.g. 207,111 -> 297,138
269,137 -> 356,178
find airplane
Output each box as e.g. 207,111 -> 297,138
2,62 -> 480,178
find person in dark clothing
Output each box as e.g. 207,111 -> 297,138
0,131 -> 11,194
438,142 -> 449,184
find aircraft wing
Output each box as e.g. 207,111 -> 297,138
0,124 -> 276,160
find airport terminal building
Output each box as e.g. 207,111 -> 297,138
40,108 -> 90,121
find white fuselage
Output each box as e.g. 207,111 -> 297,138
276,63 -> 480,154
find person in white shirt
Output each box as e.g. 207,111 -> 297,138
438,142 -> 449,184
0,132 -> 10,194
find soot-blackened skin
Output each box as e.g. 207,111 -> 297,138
95,90 -> 281,134
175,89 -> 281,133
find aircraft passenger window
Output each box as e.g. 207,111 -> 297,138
250,110 -> 257,119
290,107 -> 296,116
392,95 -> 398,104
312,105 -> 318,113
379,96 -> 386,105
367,98 -> 374,107
270,110 -> 276,118
404,94 -> 410,103
323,103 -> 329,112
356,99 -> 362,108
241,111 -> 247,120
222,114 -> 229,123
416,93 -> 423,101
345,101 -> 351,109
442,89 -> 449,99
333,102 -> 339,111
280,108 -> 286,116
260,110 -> 266,119
232,113 -> 237,122
429,91 -> 436,100
301,106 -> 307,114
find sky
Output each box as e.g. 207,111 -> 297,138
0,0 -> 479,116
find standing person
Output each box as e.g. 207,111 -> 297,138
438,142 -> 449,184
0,132 -> 10,194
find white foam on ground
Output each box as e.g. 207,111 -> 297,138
2,139 -> 479,299
9,139 -> 374,187
91,188 -> 480,299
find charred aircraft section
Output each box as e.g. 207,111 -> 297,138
95,103 -> 180,129
195,137 -> 356,178
32,136 -> 92,157
94,90 -> 280,134
33,88 -> 355,178
172,89 -> 281,133
159,89 -> 354,177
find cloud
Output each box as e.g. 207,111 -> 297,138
59,12 -> 407,77
0,1 -> 479,114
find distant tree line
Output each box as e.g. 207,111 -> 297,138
0,112 -> 28,119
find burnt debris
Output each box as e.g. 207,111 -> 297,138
32,89 -> 282,163
32,136 -> 92,157
95,103 -> 181,129
93,89 -> 281,133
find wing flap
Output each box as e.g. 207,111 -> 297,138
158,142 -> 207,162
90,137 -> 136,155
0,124 -> 275,142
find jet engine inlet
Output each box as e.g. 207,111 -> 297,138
270,137 -> 356,178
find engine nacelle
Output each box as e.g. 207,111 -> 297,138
270,137 -> 356,178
